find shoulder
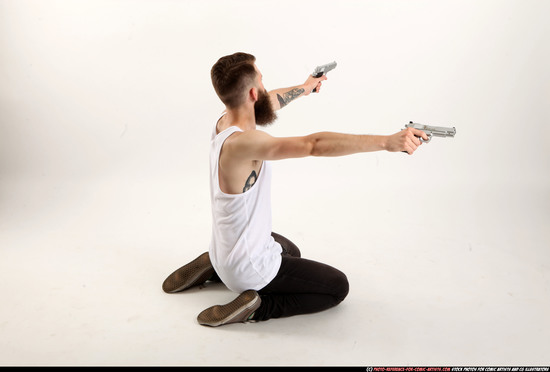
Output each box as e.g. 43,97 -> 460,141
222,129 -> 277,162
226,129 -> 273,146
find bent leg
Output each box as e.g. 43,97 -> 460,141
254,255 -> 349,321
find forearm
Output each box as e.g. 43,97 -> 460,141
307,132 -> 388,157
268,85 -> 306,111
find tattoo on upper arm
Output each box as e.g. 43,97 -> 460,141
276,88 -> 305,108
243,170 -> 258,192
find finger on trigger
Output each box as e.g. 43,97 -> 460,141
412,128 -> 428,141
420,130 -> 428,141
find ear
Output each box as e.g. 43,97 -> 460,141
249,87 -> 258,102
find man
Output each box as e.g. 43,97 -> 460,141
162,52 -> 428,327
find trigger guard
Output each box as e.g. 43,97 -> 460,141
420,134 -> 432,143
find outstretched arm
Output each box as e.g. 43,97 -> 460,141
226,127 -> 429,161
268,74 -> 327,110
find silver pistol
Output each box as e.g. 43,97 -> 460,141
312,61 -> 337,78
311,61 -> 337,92
405,121 -> 456,143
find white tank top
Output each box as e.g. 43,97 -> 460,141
208,115 -> 282,293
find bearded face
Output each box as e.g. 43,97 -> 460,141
254,88 -> 277,126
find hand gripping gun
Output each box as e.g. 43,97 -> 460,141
311,61 -> 337,92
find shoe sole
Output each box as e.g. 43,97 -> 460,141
197,290 -> 261,327
162,252 -> 214,293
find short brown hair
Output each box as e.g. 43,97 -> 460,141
211,52 -> 257,108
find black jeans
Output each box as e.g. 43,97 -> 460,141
252,232 -> 349,321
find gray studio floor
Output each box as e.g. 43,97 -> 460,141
1,170 -> 548,366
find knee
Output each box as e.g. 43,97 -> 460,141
333,271 -> 349,304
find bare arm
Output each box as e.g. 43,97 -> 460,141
268,75 -> 328,110
226,127 -> 429,161
268,86 -> 306,110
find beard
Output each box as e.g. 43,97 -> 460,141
254,88 -> 277,126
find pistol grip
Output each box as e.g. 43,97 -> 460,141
312,72 -> 324,93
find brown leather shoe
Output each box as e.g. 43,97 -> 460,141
162,252 -> 215,293
197,290 -> 261,327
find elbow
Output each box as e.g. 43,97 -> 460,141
307,135 -> 329,157
305,135 -> 321,157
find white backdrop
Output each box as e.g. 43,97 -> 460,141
1,0 -> 549,366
